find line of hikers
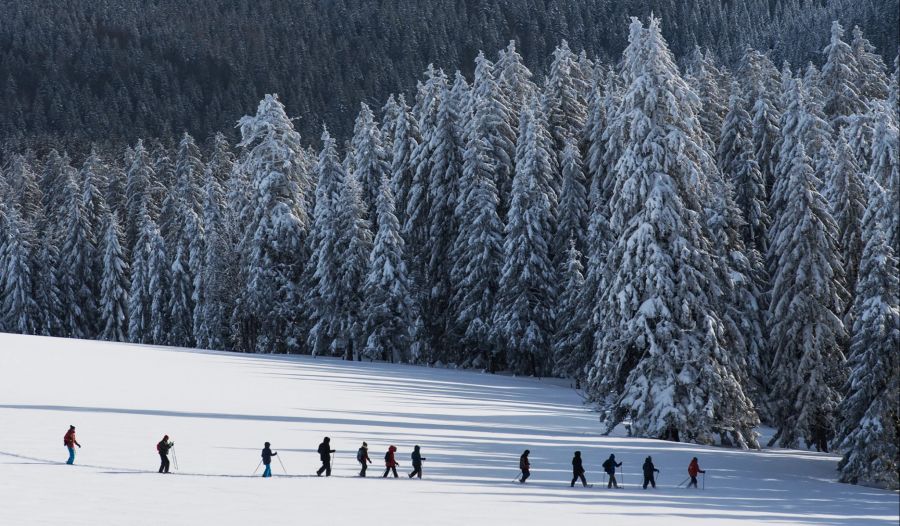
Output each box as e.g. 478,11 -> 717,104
64,426 -> 706,487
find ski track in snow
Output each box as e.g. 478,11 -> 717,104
0,333 -> 897,526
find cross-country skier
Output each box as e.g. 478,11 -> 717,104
408,445 -> 426,479
261,442 -> 277,478
687,457 -> 705,488
602,454 -> 622,488
570,451 -> 588,487
357,442 -> 372,477
519,450 -> 531,483
157,435 -> 174,473
63,425 -> 80,465
316,437 -> 335,477
642,456 -> 659,489
382,445 -> 399,478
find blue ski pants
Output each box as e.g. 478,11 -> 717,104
66,447 -> 75,465
263,464 -> 272,477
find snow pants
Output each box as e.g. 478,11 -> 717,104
262,464 -> 272,477
688,475 -> 699,488
571,471 -> 587,487
606,473 -> 619,488
409,464 -> 422,478
520,469 -> 530,483
317,459 -> 331,477
159,453 -> 170,473
643,474 -> 656,489
359,462 -> 368,477
66,447 -> 75,465
383,466 -> 398,478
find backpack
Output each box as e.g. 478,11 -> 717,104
384,451 -> 391,462
357,448 -> 365,462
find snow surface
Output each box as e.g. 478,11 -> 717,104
0,333 -> 897,525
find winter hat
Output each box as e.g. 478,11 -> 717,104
324,437 -> 330,442
163,435 -> 169,440
610,454 -> 615,459
69,425 -> 75,430
524,449 -> 530,455
265,442 -> 270,447
575,451 -> 581,456
362,442 -> 367,447
414,445 -> 420,450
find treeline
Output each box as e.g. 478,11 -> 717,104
1,18 -> 898,489
0,0 -> 897,152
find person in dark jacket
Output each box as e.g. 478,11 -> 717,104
408,445 -> 426,478
357,442 -> 372,477
642,456 -> 660,489
316,437 -> 335,477
261,442 -> 277,478
382,445 -> 399,478
157,435 -> 174,473
570,451 -> 588,487
63,425 -> 81,465
687,457 -> 706,488
519,450 -> 531,483
602,454 -> 622,488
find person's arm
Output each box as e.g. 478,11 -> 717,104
76,441 -> 81,448
273,452 -> 277,456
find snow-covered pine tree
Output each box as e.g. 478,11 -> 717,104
850,26 -> 889,102
542,41 -> 587,154
127,205 -> 153,344
801,64 -> 835,180
235,94 -> 310,353
3,154 -> 41,221
450,119 -> 504,368
587,17 -> 759,447
718,84 -> 770,256
363,177 -> 415,363
194,168 -> 229,351
34,236 -> 64,337
350,103 -> 390,224
687,47 -> 729,147
556,137 -> 588,257
0,200 -> 39,335
99,212 -> 129,342
496,40 -> 536,130
821,21 -> 865,131
380,94 -> 401,156
827,132 -> 866,310
207,132 -> 235,187
493,103 -> 555,376
551,240 -> 590,382
125,140 -> 155,250
147,223 -> 170,346
389,95 -> 419,230
767,139 -> 848,451
168,243 -> 193,347
60,173 -> 97,339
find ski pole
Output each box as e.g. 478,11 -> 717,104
511,471 -> 522,483
172,447 -> 179,471
702,472 -> 706,490
278,454 -> 287,475
253,459 -> 263,475
677,477 -> 689,487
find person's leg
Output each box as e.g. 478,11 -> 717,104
651,475 -> 656,488
571,473 -> 577,487
382,467 -> 389,478
520,470 -> 530,483
689,476 -> 697,488
643,476 -> 649,489
360,462 -> 367,477
164,454 -> 171,473
607,473 -> 613,488
325,459 -> 331,476
580,473 -> 587,487
159,453 -> 165,473
611,474 -> 618,488
67,447 -> 75,465
392,466 -> 398,478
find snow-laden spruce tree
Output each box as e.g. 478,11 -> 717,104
99,212 -> 129,342
60,174 -> 97,339
193,169 -> 229,351
363,177 -> 415,363
552,240 -> 590,382
556,138 -> 588,258
389,95 -> 419,230
0,200 -> 39,335
207,132 -> 235,186
493,103 -> 555,376
350,103 -> 390,221
450,121 -> 504,368
850,26 -> 889,102
542,41 -> 587,153
125,141 -> 155,250
380,94 -> 401,156
307,130 -> 372,359
147,223 -> 169,346
767,138 -> 848,451
34,235 -> 64,338
827,132 -> 867,309
718,84 -> 770,256
235,94 -> 310,353
3,154 -> 41,221
496,40 -> 536,131
127,205 -> 153,344
168,243 -> 193,347
687,47 -> 729,147
586,17 -> 759,447
821,21 -> 865,131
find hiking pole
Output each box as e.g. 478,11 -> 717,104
677,477 -> 690,487
172,447 -> 179,471
702,472 -> 706,490
253,459 -> 263,475
277,454 -> 288,475
511,471 -> 522,483
620,464 -> 625,488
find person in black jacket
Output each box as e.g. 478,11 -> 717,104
157,435 -> 174,474
261,442 -> 277,478
602,454 -> 622,488
519,450 -> 531,483
570,451 -> 588,487
642,456 -> 659,489
408,445 -> 426,478
357,442 -> 372,477
316,437 -> 335,477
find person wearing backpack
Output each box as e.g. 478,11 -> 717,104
602,454 -> 622,488
261,442 -> 277,478
408,445 -> 426,479
382,445 -> 399,478
63,425 -> 81,465
519,450 -> 531,483
357,442 -> 372,477
157,435 -> 174,473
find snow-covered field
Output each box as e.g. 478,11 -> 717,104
0,333 -> 897,525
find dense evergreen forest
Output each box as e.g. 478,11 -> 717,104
0,0 -> 897,152
0,5 -> 898,489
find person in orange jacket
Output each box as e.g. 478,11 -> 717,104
688,457 -> 706,488
63,425 -> 81,465
382,445 -> 399,478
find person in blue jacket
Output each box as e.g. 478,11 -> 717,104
261,442 -> 277,478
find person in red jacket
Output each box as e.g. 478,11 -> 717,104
687,457 -> 706,488
63,425 -> 81,465
382,445 -> 399,478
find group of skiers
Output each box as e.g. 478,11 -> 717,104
63,426 -> 707,488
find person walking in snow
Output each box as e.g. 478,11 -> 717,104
157,435 -> 174,473
382,445 -> 399,478
642,456 -> 659,489
63,425 -> 81,465
408,445 -> 426,479
602,454 -> 622,488
519,450 -> 531,483
687,457 -> 705,488
261,442 -> 277,478
570,451 -> 588,487
357,442 -> 372,477
316,437 -> 335,477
